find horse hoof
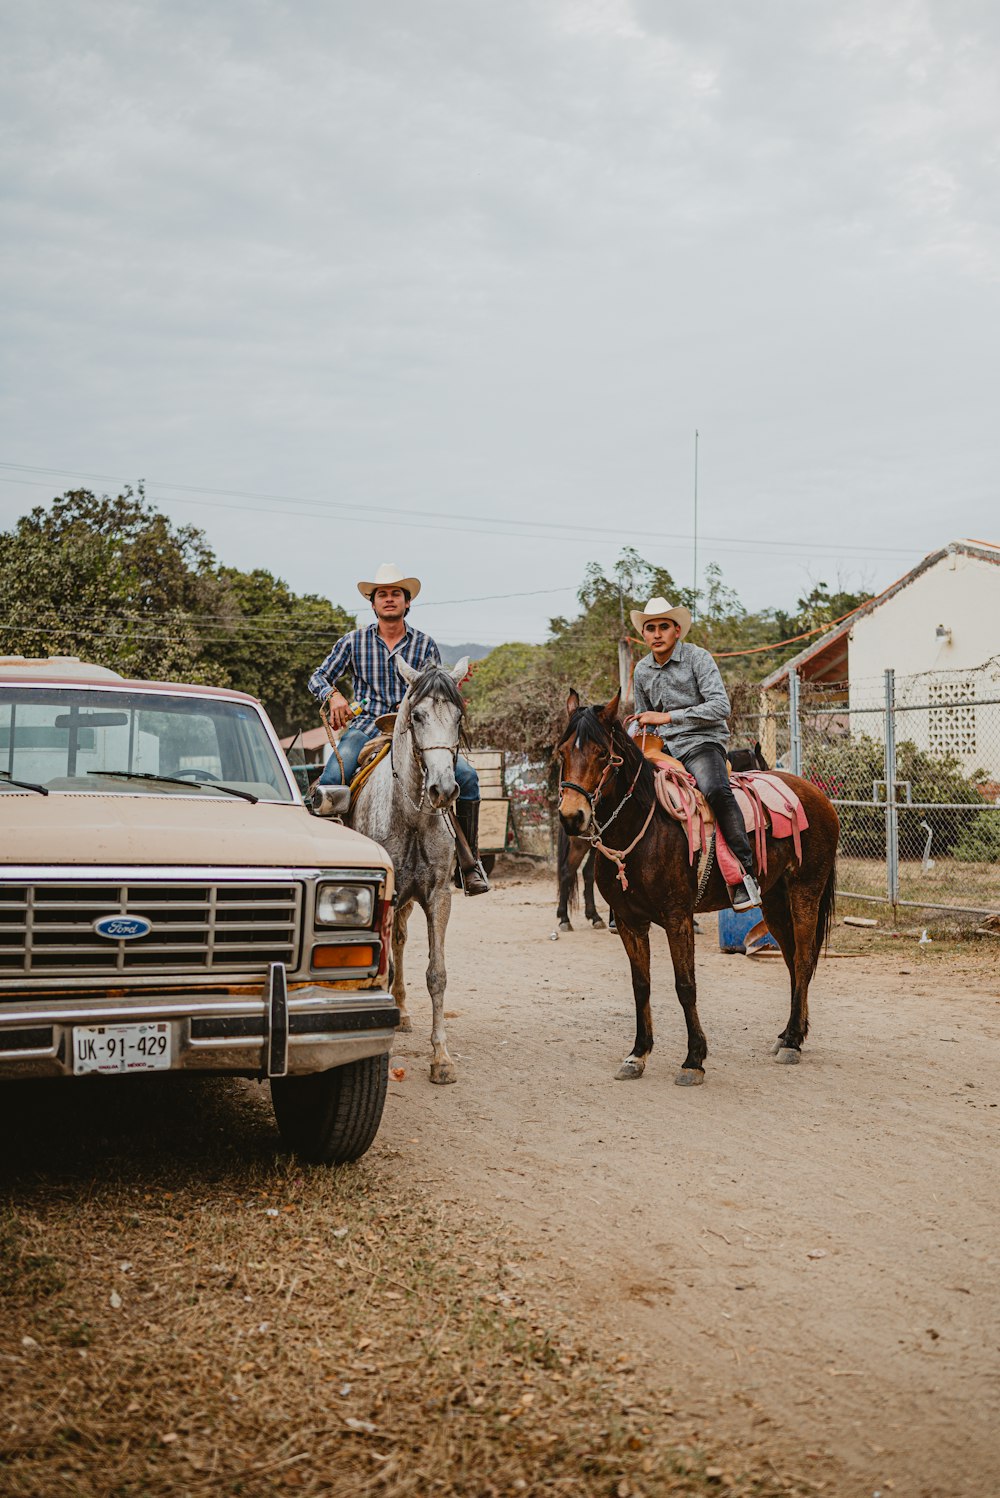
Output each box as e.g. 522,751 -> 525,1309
589,916 -> 606,929
430,1062 -> 458,1085
770,1039 -> 783,1055
614,1058 -> 645,1081
397,1014 -> 413,1034
558,920 -> 572,933
675,1068 -> 705,1086
774,1046 -> 801,1065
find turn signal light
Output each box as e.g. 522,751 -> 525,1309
312,944 -> 375,969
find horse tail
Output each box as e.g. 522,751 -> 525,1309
556,824 -> 580,913
810,856 -> 837,977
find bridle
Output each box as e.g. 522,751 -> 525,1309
391,718 -> 461,814
559,743 -> 644,840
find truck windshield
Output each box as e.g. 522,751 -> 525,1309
0,688 -> 295,802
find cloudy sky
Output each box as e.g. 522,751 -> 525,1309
2,0 -> 999,649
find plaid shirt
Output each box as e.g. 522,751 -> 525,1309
308,621 -> 441,740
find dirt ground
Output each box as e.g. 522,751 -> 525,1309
380,865 -> 1000,1498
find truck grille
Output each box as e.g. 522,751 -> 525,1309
0,882 -> 302,975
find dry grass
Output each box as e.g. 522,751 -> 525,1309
0,1077 -> 812,1498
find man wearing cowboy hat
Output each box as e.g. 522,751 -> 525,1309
629,596 -> 762,913
308,562 -> 489,895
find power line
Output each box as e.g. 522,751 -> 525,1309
0,461 -> 922,562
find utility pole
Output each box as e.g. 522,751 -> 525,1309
692,428 -> 699,620
617,583 -> 632,708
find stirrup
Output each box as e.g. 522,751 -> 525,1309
730,873 -> 762,912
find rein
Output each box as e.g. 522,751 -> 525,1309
560,740 -> 654,891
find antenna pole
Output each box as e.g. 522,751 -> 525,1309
692,428 -> 699,619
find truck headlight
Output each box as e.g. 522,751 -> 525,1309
315,883 -> 374,927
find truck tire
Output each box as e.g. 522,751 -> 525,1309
271,1054 -> 389,1164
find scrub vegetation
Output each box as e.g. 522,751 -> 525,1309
0,1077 -> 811,1498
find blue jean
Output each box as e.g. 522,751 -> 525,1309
318,724 -> 480,801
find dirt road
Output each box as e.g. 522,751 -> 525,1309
379,871 -> 1000,1498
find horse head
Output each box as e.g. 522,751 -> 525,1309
557,687 -> 623,837
395,656 -> 469,811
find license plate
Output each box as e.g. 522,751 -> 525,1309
73,1022 -> 172,1075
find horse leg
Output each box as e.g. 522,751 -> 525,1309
663,908 -> 707,1085
763,880 -> 813,1063
424,892 -> 457,1085
555,867 -> 573,932
613,920 -> 653,1080
556,831 -> 576,931
583,849 -> 605,928
391,900 -> 413,1034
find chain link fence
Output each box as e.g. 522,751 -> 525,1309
734,660 -> 1000,919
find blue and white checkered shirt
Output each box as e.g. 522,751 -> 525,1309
308,621 -> 441,740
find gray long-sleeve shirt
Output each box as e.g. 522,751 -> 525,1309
632,640 -> 731,759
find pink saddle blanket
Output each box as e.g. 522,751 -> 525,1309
653,767 -> 809,887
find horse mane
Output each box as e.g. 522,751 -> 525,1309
405,665 -> 470,749
562,704 -> 656,819
408,665 -> 466,714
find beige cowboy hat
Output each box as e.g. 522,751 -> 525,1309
629,595 -> 692,639
356,561 -> 422,601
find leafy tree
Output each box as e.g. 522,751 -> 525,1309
0,488 -> 352,736
208,568 -> 353,737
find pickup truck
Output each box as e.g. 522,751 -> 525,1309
0,656 -> 399,1163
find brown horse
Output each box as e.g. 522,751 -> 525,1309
557,690 -> 839,1085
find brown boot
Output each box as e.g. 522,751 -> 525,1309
456,800 -> 490,896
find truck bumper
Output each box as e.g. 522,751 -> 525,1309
0,968 -> 400,1080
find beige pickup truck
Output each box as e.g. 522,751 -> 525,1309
0,657 -> 398,1163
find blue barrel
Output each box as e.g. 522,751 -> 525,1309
718,906 -> 778,954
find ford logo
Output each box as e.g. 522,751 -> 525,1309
93,915 -> 153,941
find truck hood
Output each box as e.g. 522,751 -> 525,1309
0,793 -> 392,872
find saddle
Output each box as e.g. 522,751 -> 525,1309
635,732 -> 808,885
349,736 -> 392,808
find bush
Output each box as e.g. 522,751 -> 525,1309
952,808 -> 1000,863
803,735 -> 990,858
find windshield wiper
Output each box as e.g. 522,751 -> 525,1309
0,771 -> 49,796
87,770 -> 259,803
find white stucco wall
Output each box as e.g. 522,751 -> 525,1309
846,547 -> 1000,777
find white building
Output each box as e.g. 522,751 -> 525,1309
761,539 -> 1000,778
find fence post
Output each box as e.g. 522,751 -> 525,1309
884,667 -> 899,914
788,669 -> 802,776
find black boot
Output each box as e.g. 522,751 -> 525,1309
707,788 -> 762,911
456,800 -> 490,896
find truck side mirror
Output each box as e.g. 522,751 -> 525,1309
312,785 -> 351,818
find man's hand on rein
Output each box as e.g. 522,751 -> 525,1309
628,710 -> 672,729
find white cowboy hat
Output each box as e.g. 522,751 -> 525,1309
356,562 -> 422,601
629,595 -> 693,638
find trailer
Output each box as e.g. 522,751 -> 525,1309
466,748 -> 512,874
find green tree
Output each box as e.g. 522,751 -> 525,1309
0,488 -> 352,736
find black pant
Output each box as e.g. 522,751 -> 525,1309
681,743 -> 754,875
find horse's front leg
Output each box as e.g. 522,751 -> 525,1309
424,888 -> 456,1085
391,900 -> 413,1033
663,908 -> 706,1085
555,871 -> 573,932
583,850 -> 605,928
613,919 -> 652,1080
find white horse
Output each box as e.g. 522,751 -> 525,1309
348,657 -> 469,1085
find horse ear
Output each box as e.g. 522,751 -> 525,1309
599,689 -> 621,723
397,657 -> 420,686
566,688 -> 580,717
449,655 -> 470,683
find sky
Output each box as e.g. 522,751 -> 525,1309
2,0 -> 999,651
